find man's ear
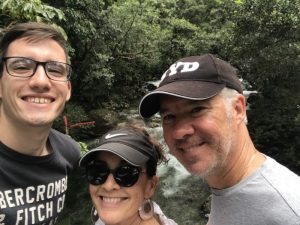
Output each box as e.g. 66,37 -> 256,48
234,94 -> 246,124
66,81 -> 71,101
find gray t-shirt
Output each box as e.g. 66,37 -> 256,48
208,156 -> 300,225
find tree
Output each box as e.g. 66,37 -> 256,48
225,0 -> 300,173
0,0 -> 64,26
46,0 -> 174,110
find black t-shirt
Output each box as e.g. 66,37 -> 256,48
0,129 -> 80,225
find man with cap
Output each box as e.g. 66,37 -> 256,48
79,124 -> 177,225
139,54 -> 300,225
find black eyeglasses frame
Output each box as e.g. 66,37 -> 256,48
2,56 -> 72,82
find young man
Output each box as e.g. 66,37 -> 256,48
139,54 -> 300,225
0,22 -> 80,224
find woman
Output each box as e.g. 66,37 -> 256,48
79,124 -> 177,225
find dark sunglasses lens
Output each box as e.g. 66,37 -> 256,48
115,165 -> 140,187
87,162 -> 109,185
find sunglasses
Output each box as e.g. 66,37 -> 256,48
86,161 -> 145,187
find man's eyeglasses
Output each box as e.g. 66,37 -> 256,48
2,57 -> 71,82
86,161 -> 145,187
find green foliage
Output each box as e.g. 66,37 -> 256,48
247,72 -> 300,173
227,0 -> 299,83
46,0 -> 114,109
78,141 -> 88,156
0,0 -> 64,23
170,0 -> 235,55
42,0 -> 236,112
0,0 -> 67,41
225,0 -> 300,174
53,102 -> 96,141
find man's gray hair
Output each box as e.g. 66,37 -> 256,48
219,87 -> 248,124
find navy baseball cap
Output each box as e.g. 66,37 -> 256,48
79,128 -> 158,167
139,54 -> 243,118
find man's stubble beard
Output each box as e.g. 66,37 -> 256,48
197,115 -> 234,179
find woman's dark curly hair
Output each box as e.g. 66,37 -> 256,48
111,121 -> 168,178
